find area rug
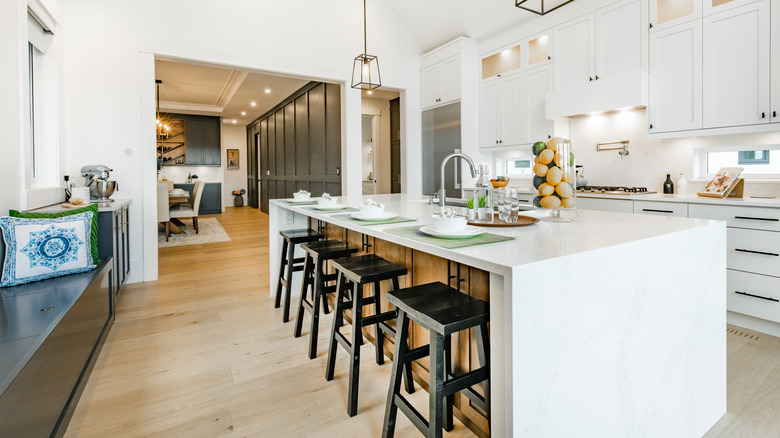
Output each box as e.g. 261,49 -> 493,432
158,218 -> 231,248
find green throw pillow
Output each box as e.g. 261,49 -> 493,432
9,203 -> 101,264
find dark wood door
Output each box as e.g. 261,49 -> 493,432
390,97 -> 401,193
247,125 -> 260,209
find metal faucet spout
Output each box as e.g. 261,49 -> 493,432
439,153 -> 477,207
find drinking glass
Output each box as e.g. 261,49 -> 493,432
495,187 -> 509,221
507,189 -> 520,223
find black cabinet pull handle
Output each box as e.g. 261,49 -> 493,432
642,208 -> 674,214
595,75 -> 599,80
649,123 -> 653,129
734,216 -> 779,222
548,134 -> 552,139
548,55 -> 551,60
589,77 -> 593,81
762,112 -> 766,119
735,248 -> 780,257
774,111 -> 777,118
735,290 -> 779,302
649,23 -> 654,29
518,199 -> 529,203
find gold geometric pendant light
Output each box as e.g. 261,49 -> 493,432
515,0 -> 575,16
351,0 -> 381,90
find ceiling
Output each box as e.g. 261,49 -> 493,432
383,0 -> 538,53
155,58 -> 310,126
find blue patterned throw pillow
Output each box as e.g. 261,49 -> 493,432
0,211 -> 96,286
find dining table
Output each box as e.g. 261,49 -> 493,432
167,191 -> 190,234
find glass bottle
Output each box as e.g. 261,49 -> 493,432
663,174 -> 674,194
472,164 -> 494,224
677,173 -> 688,195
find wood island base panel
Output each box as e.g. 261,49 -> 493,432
270,193 -> 727,437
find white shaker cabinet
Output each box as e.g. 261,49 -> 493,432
703,0 -> 765,16
479,71 -> 523,148
421,55 -> 461,110
702,1 -> 770,128
553,14 -> 593,89
772,0 -> 780,124
648,20 -> 702,133
523,65 -> 553,143
649,0 -> 701,31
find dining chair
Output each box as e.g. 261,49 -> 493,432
165,180 -> 174,193
170,180 -> 205,234
157,182 -> 171,241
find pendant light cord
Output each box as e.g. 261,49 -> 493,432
363,0 -> 367,55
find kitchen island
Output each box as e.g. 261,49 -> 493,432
269,194 -> 726,437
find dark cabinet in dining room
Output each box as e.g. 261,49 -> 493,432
173,182 -> 222,215
160,113 -> 221,166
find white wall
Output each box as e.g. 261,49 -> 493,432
55,0 -> 422,282
569,110 -> 780,196
221,124 -> 248,207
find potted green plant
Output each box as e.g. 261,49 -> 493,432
465,197 -> 475,220
477,195 -> 489,220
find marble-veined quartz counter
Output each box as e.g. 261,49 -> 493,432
269,193 -> 726,437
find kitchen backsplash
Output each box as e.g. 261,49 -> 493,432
158,166 -> 223,184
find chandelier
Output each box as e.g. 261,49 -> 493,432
351,0 -> 381,90
515,0 -> 575,15
155,79 -> 171,140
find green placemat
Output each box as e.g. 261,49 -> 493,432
383,225 -> 514,249
331,214 -> 418,226
285,200 -> 317,205
305,206 -> 359,213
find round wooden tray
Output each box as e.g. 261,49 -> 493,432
468,213 -> 539,227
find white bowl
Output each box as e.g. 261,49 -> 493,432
317,197 -> 338,207
171,189 -> 184,195
293,192 -> 311,200
359,203 -> 384,218
432,215 -> 468,232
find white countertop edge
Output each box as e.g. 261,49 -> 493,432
576,192 -> 780,208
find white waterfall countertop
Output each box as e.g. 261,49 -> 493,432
269,193 -> 727,437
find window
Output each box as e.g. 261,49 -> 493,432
697,145 -> 780,179
495,147 -> 533,179
505,159 -> 532,176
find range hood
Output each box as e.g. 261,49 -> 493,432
545,70 -> 648,119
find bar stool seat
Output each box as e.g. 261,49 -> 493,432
275,229 -> 323,323
382,281 -> 490,438
325,254 -> 415,417
293,240 -> 358,359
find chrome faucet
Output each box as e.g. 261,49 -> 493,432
439,153 -> 477,207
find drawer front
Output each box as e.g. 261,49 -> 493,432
727,269 -> 780,323
689,203 -> 780,232
577,197 -> 634,213
728,228 -> 780,276
633,200 -> 688,217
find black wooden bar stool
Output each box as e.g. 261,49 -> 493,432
325,254 -> 416,417
274,229 -> 323,323
382,281 -> 489,438
293,240 -> 358,359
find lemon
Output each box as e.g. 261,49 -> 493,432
556,182 -> 573,198
538,182 -> 555,196
540,195 -> 561,209
546,166 -> 563,185
538,149 -> 555,165
546,137 -> 565,152
561,197 -> 576,209
533,163 -> 549,177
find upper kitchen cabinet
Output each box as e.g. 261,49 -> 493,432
481,45 -> 522,79
702,1 -> 770,129
552,15 -> 593,89
650,0 -> 701,31
704,0 -> 766,16
479,71 -> 523,147
185,115 -> 221,166
524,31 -> 552,69
648,20 -> 703,133
421,55 -> 460,109
771,0 -> 780,124
523,65 -> 553,143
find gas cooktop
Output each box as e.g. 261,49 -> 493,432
576,186 -> 657,196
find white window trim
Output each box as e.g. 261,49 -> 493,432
694,143 -> 780,182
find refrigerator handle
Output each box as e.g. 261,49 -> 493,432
454,148 -> 461,189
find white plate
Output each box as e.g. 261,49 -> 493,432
419,225 -> 484,239
313,204 -> 348,211
287,199 -> 317,204
350,212 -> 399,221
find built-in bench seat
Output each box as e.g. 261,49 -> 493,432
0,259 -> 113,437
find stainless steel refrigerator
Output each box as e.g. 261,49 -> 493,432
422,102 -> 462,198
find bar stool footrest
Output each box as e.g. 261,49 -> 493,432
394,394 -> 429,433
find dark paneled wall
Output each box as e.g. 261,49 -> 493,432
247,82 -> 342,213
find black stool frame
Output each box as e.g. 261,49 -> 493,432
274,229 -> 322,323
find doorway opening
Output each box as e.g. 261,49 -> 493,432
361,89 -> 401,195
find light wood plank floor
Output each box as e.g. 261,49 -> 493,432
65,207 -> 780,437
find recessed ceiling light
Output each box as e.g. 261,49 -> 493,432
264,88 -> 271,94
241,111 -> 247,116
250,102 -> 257,107
232,119 -> 237,124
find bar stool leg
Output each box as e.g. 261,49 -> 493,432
308,257 -> 325,359
429,330 -> 445,438
382,310 -> 410,438
443,334 -> 454,432
321,260 -> 331,315
347,282 -> 364,416
390,277 -> 415,395
293,253 -> 313,338
476,322 -> 490,416
373,280 -> 385,365
325,272 -> 348,381
274,239 -> 289,309
282,239 -> 297,322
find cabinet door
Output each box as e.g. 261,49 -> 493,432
704,0 -> 763,16
113,210 -> 124,293
773,0 -> 780,123
439,56 -> 461,104
650,0 -> 701,31
595,0 -> 643,79
121,207 -> 130,283
703,1 -> 770,128
201,117 -> 221,165
553,14 -> 594,89
479,79 -> 500,148
185,118 -> 204,165
523,65 -> 553,143
500,72 -> 523,146
421,65 -> 440,109
648,21 -> 702,133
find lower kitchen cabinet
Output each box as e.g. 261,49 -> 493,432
576,197 -> 633,213
174,182 -> 222,214
97,203 -> 130,297
633,200 -> 688,217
